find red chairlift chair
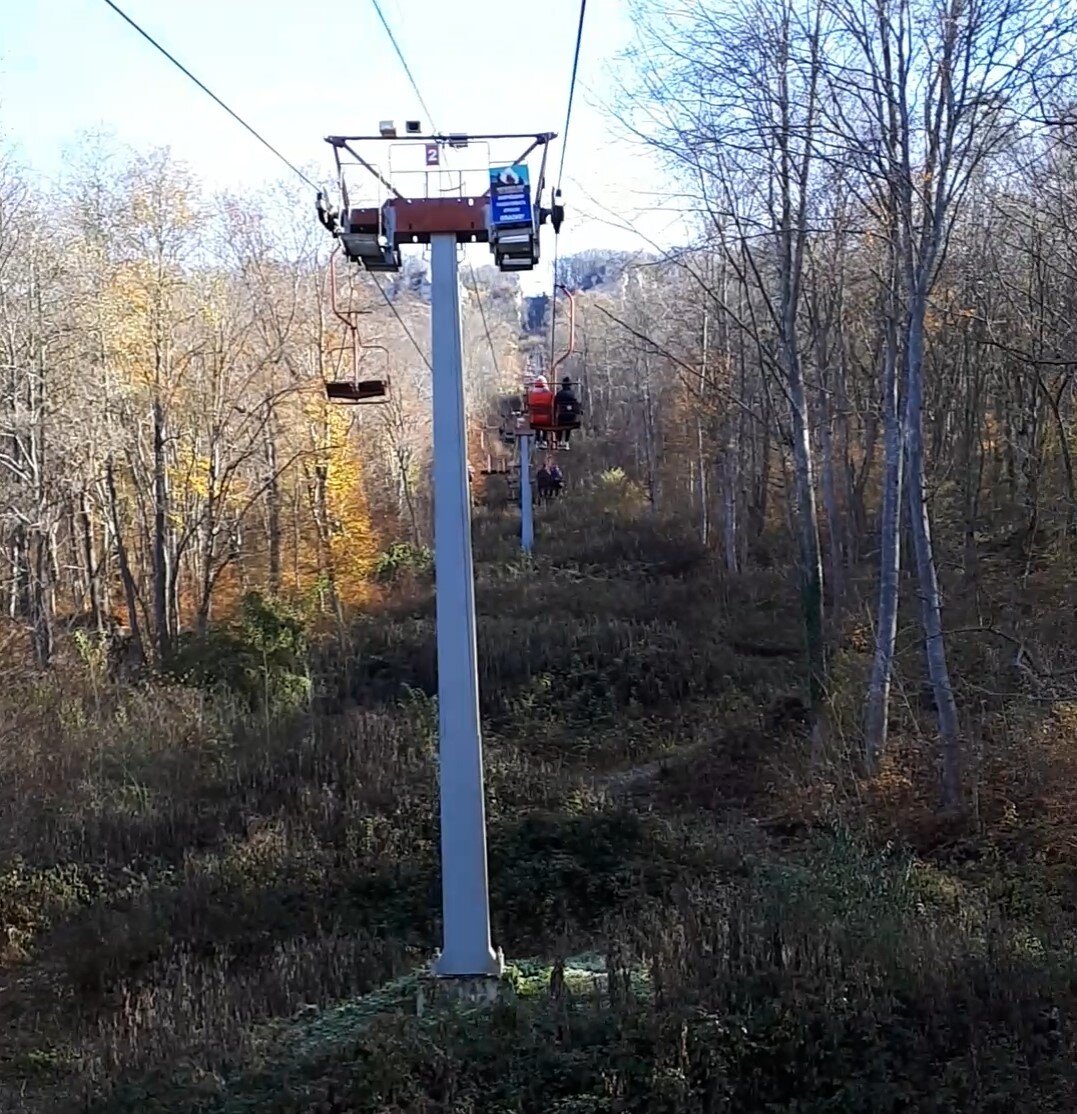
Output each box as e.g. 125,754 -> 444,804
525,286 -> 581,448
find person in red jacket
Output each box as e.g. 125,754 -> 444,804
527,375 -> 555,446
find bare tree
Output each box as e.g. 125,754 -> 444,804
826,0 -> 1076,802
630,0 -> 832,713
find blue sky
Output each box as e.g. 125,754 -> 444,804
0,0 -> 684,293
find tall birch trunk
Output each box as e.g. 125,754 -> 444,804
905,293 -> 961,806
864,307 -> 903,770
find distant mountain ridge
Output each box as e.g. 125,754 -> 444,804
521,250 -> 650,332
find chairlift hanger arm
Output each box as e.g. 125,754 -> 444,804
551,286 -> 576,375
327,247 -> 353,331
535,141 -> 551,199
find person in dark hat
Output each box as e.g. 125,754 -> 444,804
553,376 -> 580,447
535,463 -> 552,503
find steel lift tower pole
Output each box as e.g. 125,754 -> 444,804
519,432 -> 534,554
318,126 -> 563,980
429,232 -> 499,975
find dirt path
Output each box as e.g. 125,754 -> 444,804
589,738 -> 710,796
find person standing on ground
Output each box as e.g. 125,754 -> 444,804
535,463 -> 552,503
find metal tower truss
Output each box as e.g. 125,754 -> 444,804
316,128 -> 564,275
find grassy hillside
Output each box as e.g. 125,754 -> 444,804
2,480 -> 1076,1112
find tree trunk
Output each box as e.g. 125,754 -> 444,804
311,462 -> 342,623
105,456 -> 146,668
152,398 -> 171,661
66,500 -> 83,616
29,529 -> 54,669
698,311 -> 711,548
264,414 -> 282,594
698,416 -> 711,550
960,335 -> 984,586
195,440 -> 221,635
788,367 -> 826,712
721,442 -> 738,573
9,525 -> 26,620
906,296 -> 961,807
395,446 -> 421,546
864,311 -> 903,771
818,385 -> 844,604
80,490 -> 105,633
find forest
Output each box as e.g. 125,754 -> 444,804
4,0 -> 1077,1109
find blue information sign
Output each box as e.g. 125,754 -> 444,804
489,164 -> 533,227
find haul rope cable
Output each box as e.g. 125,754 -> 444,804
368,0 -> 440,135
100,0 -> 319,190
368,2 -> 494,378
370,274 -> 433,371
549,0 -> 588,367
361,0 -> 586,380
467,260 -> 503,382
100,0 -> 433,372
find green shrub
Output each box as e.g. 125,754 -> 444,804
488,808 -> 684,946
166,593 -> 310,716
0,859 -> 96,961
375,542 -> 434,583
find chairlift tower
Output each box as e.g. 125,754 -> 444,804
513,286 -> 579,552
519,434 -> 535,554
317,123 -> 564,979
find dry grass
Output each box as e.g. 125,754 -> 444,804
2,490 -> 1077,1111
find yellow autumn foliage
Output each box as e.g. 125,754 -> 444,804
66,196 -> 394,630
204,391 -> 379,617
304,395 -> 378,608
95,290 -> 382,624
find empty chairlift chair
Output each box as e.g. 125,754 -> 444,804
322,247 -> 391,405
